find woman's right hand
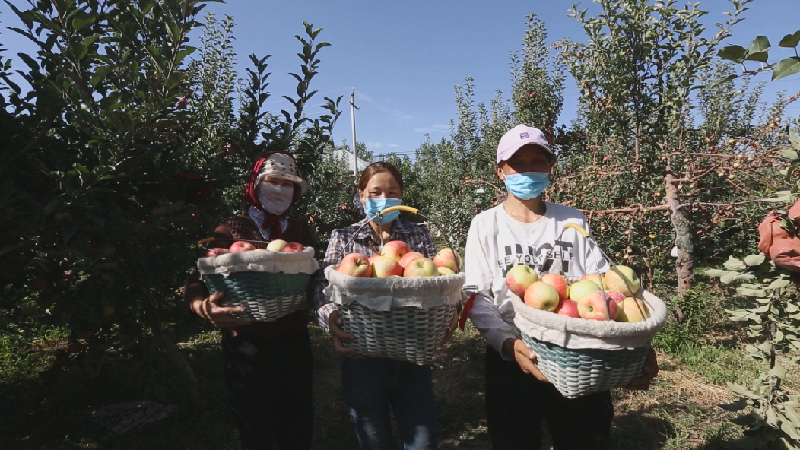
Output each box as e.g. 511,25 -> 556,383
190,292 -> 249,328
329,310 -> 361,359
503,338 -> 549,382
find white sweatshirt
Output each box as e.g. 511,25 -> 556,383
464,202 -> 609,359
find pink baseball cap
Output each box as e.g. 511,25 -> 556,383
496,124 -> 553,164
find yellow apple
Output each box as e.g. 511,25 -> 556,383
617,297 -> 650,323
603,265 -> 641,297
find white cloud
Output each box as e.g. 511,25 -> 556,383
388,144 -> 398,148
413,124 -> 449,133
366,141 -> 383,149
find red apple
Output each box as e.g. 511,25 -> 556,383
205,247 -> 229,257
604,290 -> 625,305
398,251 -> 425,268
229,241 -> 255,252
432,248 -> 460,272
556,299 -> 580,318
403,258 -> 439,277
540,273 -> 569,302
505,265 -> 539,297
577,291 -> 612,320
381,240 -> 411,262
266,239 -> 287,252
607,296 -> 619,320
338,253 -> 373,277
368,254 -> 404,278
282,242 -> 304,252
523,281 -> 560,312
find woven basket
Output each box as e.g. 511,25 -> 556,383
520,333 -> 650,398
324,267 -> 464,365
198,248 -> 319,322
339,302 -> 457,365
512,290 -> 666,398
203,271 -> 310,322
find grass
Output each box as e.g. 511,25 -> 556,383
0,297 -> 785,450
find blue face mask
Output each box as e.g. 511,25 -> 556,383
364,197 -> 402,224
504,172 -> 550,200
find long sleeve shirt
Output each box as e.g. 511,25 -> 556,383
314,217 -> 437,330
464,202 -> 609,359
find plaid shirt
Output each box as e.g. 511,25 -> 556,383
314,217 -> 437,329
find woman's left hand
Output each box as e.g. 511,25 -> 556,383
438,309 -> 459,347
625,347 -> 659,390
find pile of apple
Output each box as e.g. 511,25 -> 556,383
507,264 -> 651,323
204,239 -> 305,257
336,240 -> 460,278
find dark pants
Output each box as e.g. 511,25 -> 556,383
342,357 -> 438,450
485,346 -> 614,450
222,328 -> 313,450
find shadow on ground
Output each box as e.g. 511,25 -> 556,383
1,320 -> 741,449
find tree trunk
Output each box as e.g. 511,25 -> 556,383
665,172 -> 694,298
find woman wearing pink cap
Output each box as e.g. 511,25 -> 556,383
464,125 -> 659,449
183,151 -> 316,449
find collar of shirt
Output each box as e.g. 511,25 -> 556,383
351,217 -> 415,242
247,206 -> 288,240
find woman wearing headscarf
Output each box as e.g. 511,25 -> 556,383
183,151 -> 317,450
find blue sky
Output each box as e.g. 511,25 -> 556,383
2,0 -> 798,158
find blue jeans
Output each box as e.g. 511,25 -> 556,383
341,357 -> 438,450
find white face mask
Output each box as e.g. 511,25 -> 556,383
257,181 -> 294,215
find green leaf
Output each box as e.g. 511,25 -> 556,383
767,407 -> 778,426
790,130 -> 800,151
719,399 -> 748,411
744,254 -> 766,266
770,364 -> 786,378
779,149 -> 800,161
780,421 -> 800,440
718,45 -> 747,63
72,12 -> 96,31
769,279 -> 791,289
745,51 -> 769,63
724,256 -> 747,271
773,57 -> 800,81
743,36 -> 771,63
728,383 -> 756,398
721,271 -> 748,285
737,287 -> 767,297
778,30 -> 800,48
704,268 -> 730,278
785,406 -> 800,427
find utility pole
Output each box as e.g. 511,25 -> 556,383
349,88 -> 360,179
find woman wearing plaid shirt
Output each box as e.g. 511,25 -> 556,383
315,162 -> 446,450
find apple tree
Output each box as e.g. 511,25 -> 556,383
555,0 -> 793,298
0,0 -> 341,402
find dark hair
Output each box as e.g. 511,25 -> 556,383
358,162 -> 404,192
